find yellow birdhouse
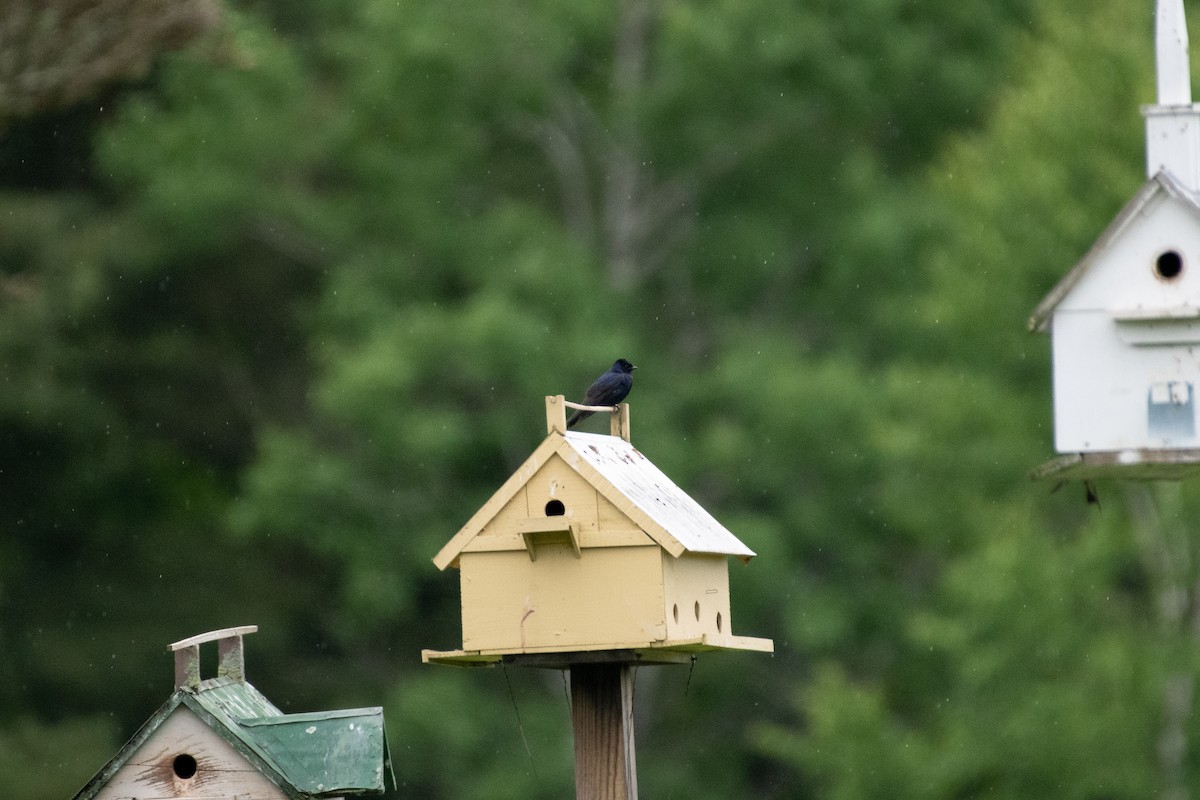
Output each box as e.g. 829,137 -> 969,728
422,396 -> 773,666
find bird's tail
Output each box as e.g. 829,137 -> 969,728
566,409 -> 593,428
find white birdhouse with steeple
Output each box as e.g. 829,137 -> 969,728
1032,0 -> 1200,479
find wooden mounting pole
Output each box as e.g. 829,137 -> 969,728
571,663 -> 638,800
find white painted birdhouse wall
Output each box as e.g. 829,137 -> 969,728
92,707 -> 287,800
1050,191 -> 1200,452
1055,193 -> 1200,316
1051,310 -> 1200,451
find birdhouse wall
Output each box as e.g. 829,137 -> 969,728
92,706 -> 286,800
1048,193 -> 1200,452
661,552 -> 732,641
457,547 -> 735,653
459,544 -> 668,652
1057,193 -> 1200,316
1052,311 -> 1200,451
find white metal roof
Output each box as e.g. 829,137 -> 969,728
561,431 -> 756,559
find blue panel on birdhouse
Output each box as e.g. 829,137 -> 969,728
1148,380 -> 1196,441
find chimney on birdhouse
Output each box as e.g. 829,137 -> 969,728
168,625 -> 257,689
1145,0 -> 1200,189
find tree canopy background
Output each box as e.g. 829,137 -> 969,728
4,1 -> 1199,798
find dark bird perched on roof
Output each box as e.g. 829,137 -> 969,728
567,359 -> 636,428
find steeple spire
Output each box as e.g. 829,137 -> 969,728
1157,0 -> 1193,104
1145,0 -> 1200,189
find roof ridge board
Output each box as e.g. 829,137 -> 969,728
239,706 -> 385,726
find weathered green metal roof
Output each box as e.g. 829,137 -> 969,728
188,679 -> 393,797
241,708 -> 391,795
190,675 -> 283,719
71,678 -> 393,800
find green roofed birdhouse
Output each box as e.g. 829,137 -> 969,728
422,396 -> 773,666
71,626 -> 394,800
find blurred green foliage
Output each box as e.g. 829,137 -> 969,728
6,0 -> 1200,798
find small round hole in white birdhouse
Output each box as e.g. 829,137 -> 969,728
716,612 -> 723,633
544,499 -> 565,516
173,754 -> 198,780
672,603 -> 679,623
1155,249 -> 1184,281
693,601 -> 701,621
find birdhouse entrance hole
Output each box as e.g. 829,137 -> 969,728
1156,249 -> 1184,280
172,753 -> 197,780
545,499 -> 565,516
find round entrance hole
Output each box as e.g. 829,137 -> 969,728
173,754 -> 198,780
716,612 -> 723,633
672,603 -> 679,623
1156,249 -> 1184,281
544,499 -> 565,516
694,601 -> 701,621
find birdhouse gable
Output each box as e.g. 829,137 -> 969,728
79,700 -> 290,800
1030,171 -> 1200,331
476,452 -> 655,557
433,429 -> 755,570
